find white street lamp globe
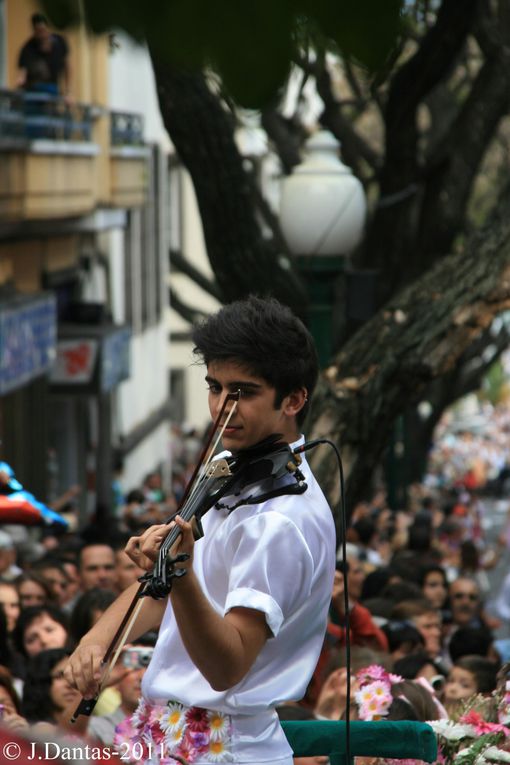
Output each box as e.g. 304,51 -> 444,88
279,130 -> 367,256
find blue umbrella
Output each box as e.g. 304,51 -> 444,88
0,462 -> 68,530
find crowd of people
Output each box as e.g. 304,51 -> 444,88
0,452 -> 509,763
2,300 -> 510,764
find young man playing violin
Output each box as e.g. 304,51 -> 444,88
65,296 -> 336,765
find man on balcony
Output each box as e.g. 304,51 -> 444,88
16,13 -> 71,100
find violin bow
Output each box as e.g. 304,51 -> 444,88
71,391 -> 241,722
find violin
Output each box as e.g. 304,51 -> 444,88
71,393 -> 307,722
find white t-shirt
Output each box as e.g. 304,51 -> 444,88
141,436 -> 336,763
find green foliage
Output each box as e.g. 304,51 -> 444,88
40,0 -> 404,107
481,359 -> 507,406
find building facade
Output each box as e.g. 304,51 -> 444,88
0,0 -> 171,525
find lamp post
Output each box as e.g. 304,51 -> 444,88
279,130 -> 367,367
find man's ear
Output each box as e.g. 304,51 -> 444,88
282,388 -> 308,417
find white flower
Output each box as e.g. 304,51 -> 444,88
159,702 -> 186,734
208,711 -> 231,741
163,724 -> 185,748
484,747 -> 510,763
131,698 -> 149,728
428,719 -> 476,740
370,681 -> 391,698
207,739 -> 234,762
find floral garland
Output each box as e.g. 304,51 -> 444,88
354,665 -> 403,721
428,673 -> 510,765
114,698 -> 234,764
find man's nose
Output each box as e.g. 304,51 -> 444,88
217,394 -> 234,418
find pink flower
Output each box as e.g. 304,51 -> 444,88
357,665 -> 388,683
460,710 -> 510,736
149,721 -> 165,745
176,740 -> 199,762
185,706 -> 210,732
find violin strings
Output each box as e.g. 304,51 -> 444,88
176,395 -> 239,519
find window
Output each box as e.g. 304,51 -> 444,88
124,145 -> 168,332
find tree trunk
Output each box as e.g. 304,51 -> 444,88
150,57 -> 308,316
306,183 -> 510,535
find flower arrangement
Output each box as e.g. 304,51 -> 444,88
354,664 -> 403,721
428,663 -> 510,765
114,699 -> 234,764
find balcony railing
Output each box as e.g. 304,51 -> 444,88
0,88 -> 95,143
110,111 -> 144,146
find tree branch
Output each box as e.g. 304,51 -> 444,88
314,59 -> 381,176
169,249 -> 224,302
307,181 -> 510,527
168,287 -> 208,325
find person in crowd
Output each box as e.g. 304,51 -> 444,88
0,666 -> 28,732
458,540 -> 500,597
348,518 -> 386,566
447,577 -> 484,631
417,564 -> 449,611
65,296 -> 336,765
330,561 -> 389,651
313,647 -> 385,721
142,471 -> 166,504
393,652 -> 446,700
381,621 -> 425,663
15,571 -> 55,608
494,568 -> 510,623
21,648 -> 85,735
309,560 -> 388,708
0,581 -> 20,633
78,543 -> 116,592
13,604 -> 70,659
443,655 -> 498,717
0,607 -> 23,680
390,600 -> 443,663
121,488 -> 169,532
16,13 -> 71,98
448,625 -> 494,663
60,559 -> 82,607
0,531 -> 22,581
89,637 -> 155,745
114,546 -> 145,592
32,558 -> 70,607
69,588 -> 116,645
379,581 -> 424,606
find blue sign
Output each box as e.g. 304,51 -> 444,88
100,326 -> 131,392
0,295 -> 57,395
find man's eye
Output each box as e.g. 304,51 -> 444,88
207,385 -> 221,394
238,388 -> 254,398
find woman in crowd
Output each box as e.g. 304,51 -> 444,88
0,665 -> 28,731
15,571 -> 55,608
21,647 -> 86,735
13,604 -> 71,659
0,581 -> 20,633
417,565 -> 448,612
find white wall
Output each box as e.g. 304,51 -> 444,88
120,420 -> 169,493
107,42 -> 172,483
167,171 -> 220,429
108,32 -> 171,149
